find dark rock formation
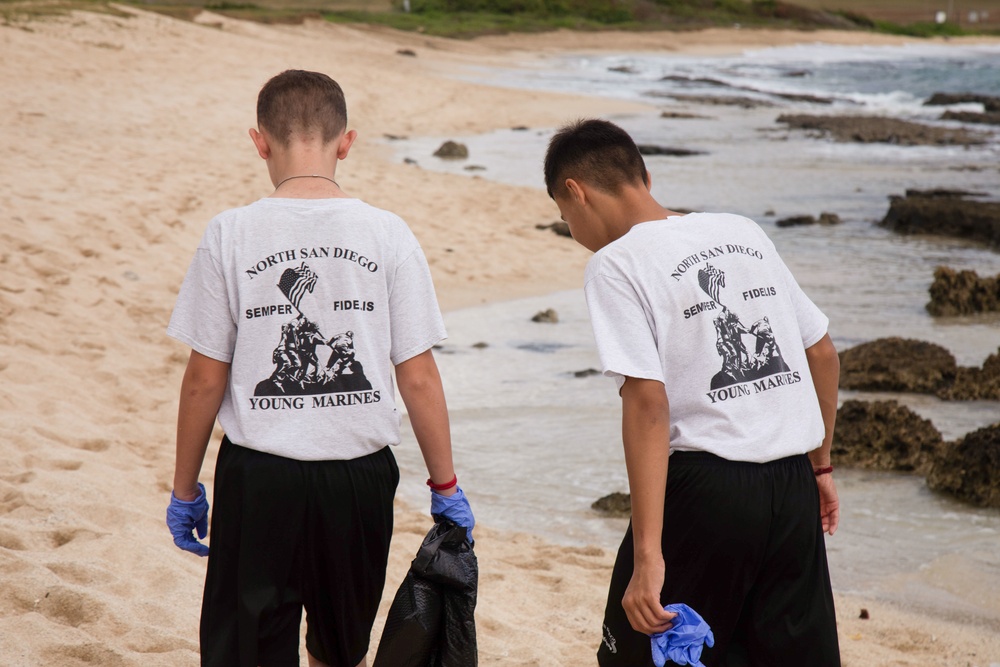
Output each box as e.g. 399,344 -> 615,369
592,492 -> 631,517
926,266 -> 1000,316
775,212 -> 842,227
636,144 -> 706,157
660,111 -> 711,119
433,141 -> 468,159
927,423 -> 1000,508
832,399 -> 942,473
396,48 -> 417,57
770,91 -> 833,105
776,114 -> 986,146
839,338 -> 957,394
573,368 -> 601,378
941,110 -> 1000,126
536,221 -> 572,238
660,74 -> 832,104
776,215 -> 815,227
924,92 -> 1000,112
531,308 -> 559,324
938,349 -> 1000,401
878,190 -> 1000,251
656,93 -> 775,109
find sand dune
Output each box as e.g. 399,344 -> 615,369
0,8 -> 998,665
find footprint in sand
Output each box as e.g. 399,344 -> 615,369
41,642 -> 127,667
36,585 -> 107,629
0,484 -> 27,515
46,561 -> 113,587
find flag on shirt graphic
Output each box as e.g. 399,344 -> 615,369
697,264 -> 791,390
277,262 -> 317,310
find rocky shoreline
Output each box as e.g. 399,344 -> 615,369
833,400 -> 1000,508
775,114 -> 987,146
927,266 -> 1000,316
878,189 -> 1000,251
838,337 -> 1000,401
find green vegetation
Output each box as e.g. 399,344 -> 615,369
3,0 -> 997,37
320,0 -> 999,36
321,0 -> 874,35
0,0 -> 130,24
873,19 -> 976,37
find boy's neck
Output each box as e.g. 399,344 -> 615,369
601,190 -> 681,247
264,135 -> 352,199
271,173 -> 347,199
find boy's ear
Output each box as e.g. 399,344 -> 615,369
645,169 -> 653,191
249,128 -> 270,160
564,178 -> 587,205
337,130 -> 358,161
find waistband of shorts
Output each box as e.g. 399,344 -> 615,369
669,450 -> 810,470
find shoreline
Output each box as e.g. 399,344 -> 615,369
0,8 -> 998,665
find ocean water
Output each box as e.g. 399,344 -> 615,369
388,44 -> 1000,627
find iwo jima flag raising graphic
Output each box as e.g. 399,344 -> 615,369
254,262 -> 372,396
698,263 -> 791,390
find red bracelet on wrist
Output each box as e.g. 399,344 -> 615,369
813,466 -> 834,477
427,474 -> 458,491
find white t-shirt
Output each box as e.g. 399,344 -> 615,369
167,197 -> 446,461
584,213 -> 828,463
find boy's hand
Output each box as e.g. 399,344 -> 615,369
430,486 -> 475,543
624,555 -> 674,636
167,482 -> 210,557
816,474 -> 840,536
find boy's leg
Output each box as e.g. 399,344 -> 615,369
200,438 -> 307,667
732,455 -> 840,666
302,446 -> 399,667
597,453 -> 774,667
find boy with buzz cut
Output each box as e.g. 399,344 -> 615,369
544,119 -> 841,666
165,70 -> 474,667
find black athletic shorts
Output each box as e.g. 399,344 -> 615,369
201,437 -> 399,667
598,452 -> 840,667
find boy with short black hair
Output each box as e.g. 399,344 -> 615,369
165,69 -> 473,667
544,119 -> 841,666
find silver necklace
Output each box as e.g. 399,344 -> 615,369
274,174 -> 339,190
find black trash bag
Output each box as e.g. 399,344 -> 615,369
373,520 -> 478,667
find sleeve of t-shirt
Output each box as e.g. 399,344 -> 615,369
584,271 -> 664,391
750,221 -> 829,348
388,245 -> 447,366
776,258 -> 829,348
166,243 -> 238,364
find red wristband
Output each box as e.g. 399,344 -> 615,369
427,474 -> 458,491
813,466 -> 834,477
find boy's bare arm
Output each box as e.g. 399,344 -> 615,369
804,333 -> 840,535
395,349 -> 457,497
620,377 -> 675,636
174,350 -> 230,501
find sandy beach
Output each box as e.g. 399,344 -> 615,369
1,6 -> 999,665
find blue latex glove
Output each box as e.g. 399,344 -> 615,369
166,482 -> 210,557
430,486 -> 475,543
650,603 -> 715,667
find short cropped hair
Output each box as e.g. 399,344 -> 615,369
544,119 -> 648,199
256,70 -> 348,145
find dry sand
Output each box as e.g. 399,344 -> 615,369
0,7 -> 998,665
